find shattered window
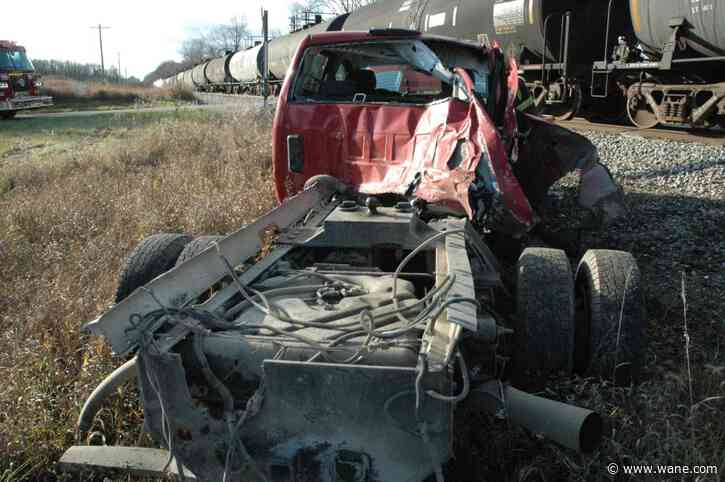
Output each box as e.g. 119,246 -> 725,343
291,40 -> 489,105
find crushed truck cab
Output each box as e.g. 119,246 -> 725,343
0,40 -> 53,119
62,31 -> 645,482
272,31 -> 623,237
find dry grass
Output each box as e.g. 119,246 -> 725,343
0,109 -> 276,480
42,77 -> 194,109
0,108 -> 722,481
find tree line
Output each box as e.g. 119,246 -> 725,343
31,59 -> 140,84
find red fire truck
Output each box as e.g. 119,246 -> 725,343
1,40 -> 53,119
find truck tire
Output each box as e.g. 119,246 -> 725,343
514,247 -> 575,377
574,250 -> 646,385
115,233 -> 192,303
1,111 -> 17,120
175,235 -> 223,266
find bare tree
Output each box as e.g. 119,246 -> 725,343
207,16 -> 249,55
179,37 -> 216,65
179,16 -> 250,65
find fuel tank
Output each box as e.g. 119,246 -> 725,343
629,0 -> 725,56
228,44 -> 263,83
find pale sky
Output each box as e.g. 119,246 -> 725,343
4,0 -> 298,79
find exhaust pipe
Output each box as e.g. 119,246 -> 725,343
474,382 -> 602,453
77,357 -> 138,435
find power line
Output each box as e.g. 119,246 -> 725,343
90,24 -> 111,76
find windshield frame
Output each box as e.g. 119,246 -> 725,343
0,49 -> 35,71
288,39 -> 480,107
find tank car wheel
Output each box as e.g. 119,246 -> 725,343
626,92 -> 659,129
574,250 -> 646,385
115,233 -> 192,302
513,248 -> 576,380
547,83 -> 582,121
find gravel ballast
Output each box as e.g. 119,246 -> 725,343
451,130 -> 725,482
549,130 -> 724,350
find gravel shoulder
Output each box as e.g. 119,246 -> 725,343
452,130 -> 725,481
543,130 -> 724,357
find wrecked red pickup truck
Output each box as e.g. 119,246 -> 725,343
61,31 -> 645,482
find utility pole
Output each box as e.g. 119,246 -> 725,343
117,51 -> 121,82
90,24 -> 111,77
262,9 -> 270,104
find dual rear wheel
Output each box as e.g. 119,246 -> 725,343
115,233 -> 224,303
514,247 -> 646,385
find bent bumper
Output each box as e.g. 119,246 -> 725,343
1,95 -> 53,112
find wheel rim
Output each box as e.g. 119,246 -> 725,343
546,83 -> 582,121
627,93 -> 659,128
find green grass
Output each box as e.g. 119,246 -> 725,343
0,109 -> 223,195
0,108 -> 276,480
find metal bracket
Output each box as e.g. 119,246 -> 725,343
59,446 -> 196,480
84,183 -> 338,355
661,18 -> 687,71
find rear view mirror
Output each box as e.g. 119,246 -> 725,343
287,135 -> 304,173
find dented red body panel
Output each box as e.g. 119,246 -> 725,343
272,32 -> 618,236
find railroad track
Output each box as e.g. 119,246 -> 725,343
555,117 -> 725,146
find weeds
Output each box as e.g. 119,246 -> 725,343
0,109 -> 723,481
0,110 -> 275,479
42,77 -> 194,108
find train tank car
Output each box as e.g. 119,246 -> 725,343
631,0 -> 725,58
267,15 -> 348,84
204,55 -> 232,92
191,62 -> 209,90
160,1 -> 725,128
182,70 -> 195,91
592,0 -> 725,128
228,45 -> 264,93
342,0 -> 631,121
